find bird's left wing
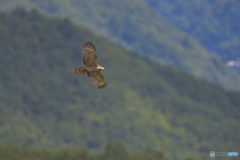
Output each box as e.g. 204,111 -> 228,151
87,71 -> 107,89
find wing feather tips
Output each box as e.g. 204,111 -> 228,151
83,41 -> 95,50
98,83 -> 107,89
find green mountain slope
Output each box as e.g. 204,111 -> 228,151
0,10 -> 240,160
144,0 -> 240,62
0,0 -> 240,91
0,142 -> 166,160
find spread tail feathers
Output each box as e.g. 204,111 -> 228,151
74,67 -> 87,76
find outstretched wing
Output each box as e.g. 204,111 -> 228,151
82,41 -> 98,67
87,71 -> 107,89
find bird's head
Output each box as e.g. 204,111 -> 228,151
99,66 -> 105,71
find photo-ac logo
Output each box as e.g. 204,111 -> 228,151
210,151 -> 238,157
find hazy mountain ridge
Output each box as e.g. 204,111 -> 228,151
0,0 -> 240,91
143,0 -> 240,62
0,10 -> 240,160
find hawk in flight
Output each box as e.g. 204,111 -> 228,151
74,42 -> 107,89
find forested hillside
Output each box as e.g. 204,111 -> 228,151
0,0 -> 240,91
144,0 -> 240,62
0,142 -> 167,160
0,10 -> 239,160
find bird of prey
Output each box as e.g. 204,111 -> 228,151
74,42 -> 107,89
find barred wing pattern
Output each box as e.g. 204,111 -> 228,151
82,42 -> 98,67
87,71 -> 107,89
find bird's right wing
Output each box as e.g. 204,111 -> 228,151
82,42 -> 98,67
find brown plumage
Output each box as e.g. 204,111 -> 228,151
74,42 -> 107,89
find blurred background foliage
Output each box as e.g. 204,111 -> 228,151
0,141 -> 167,160
0,9 -> 239,160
